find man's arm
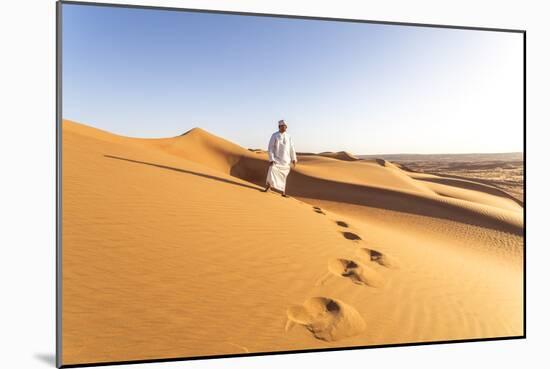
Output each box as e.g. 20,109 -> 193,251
290,136 -> 297,166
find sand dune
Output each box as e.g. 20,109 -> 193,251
318,151 -> 360,161
61,120 -> 524,366
366,153 -> 524,204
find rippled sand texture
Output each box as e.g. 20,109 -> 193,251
61,120 -> 524,366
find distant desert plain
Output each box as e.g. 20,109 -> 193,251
360,153 -> 524,204
61,120 -> 524,365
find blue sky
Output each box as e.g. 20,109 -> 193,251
62,4 -> 523,154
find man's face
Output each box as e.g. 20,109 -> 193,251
279,124 -> 287,133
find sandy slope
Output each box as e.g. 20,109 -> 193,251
318,151 -> 360,161
61,120 -> 524,365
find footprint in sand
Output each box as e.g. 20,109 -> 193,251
286,297 -> 366,341
342,231 -> 361,241
357,247 -> 398,269
335,220 -> 349,228
313,206 -> 326,215
326,258 -> 383,287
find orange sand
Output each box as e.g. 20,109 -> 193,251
61,119 -> 524,365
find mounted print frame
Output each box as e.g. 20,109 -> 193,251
56,1 -> 526,367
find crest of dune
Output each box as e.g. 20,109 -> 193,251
318,151 -> 360,161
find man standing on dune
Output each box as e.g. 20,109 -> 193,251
263,119 -> 297,197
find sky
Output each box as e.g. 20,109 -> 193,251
62,3 -> 524,154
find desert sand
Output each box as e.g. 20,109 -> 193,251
61,120 -> 524,365
361,153 -> 524,203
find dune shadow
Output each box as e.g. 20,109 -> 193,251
104,155 -> 261,192
229,155 -> 271,185
225,155 -> 522,235
34,353 -> 56,366
415,175 -> 524,207
375,158 -> 387,167
283,171 -> 522,236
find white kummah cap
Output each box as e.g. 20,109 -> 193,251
278,120 -> 287,126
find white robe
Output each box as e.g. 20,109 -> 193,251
266,131 -> 297,192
